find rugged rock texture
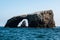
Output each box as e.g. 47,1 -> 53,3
5,10 -> 55,28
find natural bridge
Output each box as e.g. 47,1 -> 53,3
5,10 -> 55,28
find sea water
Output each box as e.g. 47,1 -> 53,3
0,26 -> 60,40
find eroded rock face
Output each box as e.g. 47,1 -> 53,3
39,10 -> 55,28
5,10 -> 55,28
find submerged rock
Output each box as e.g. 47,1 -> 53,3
5,10 -> 55,28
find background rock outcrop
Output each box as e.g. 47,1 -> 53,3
5,10 -> 55,28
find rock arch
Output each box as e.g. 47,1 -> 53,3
5,10 -> 55,28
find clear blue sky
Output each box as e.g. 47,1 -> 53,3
0,0 -> 60,26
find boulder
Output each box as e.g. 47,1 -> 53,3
5,10 -> 55,28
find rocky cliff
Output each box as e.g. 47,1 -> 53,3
5,10 -> 55,28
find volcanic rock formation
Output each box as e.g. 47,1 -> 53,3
5,10 -> 55,28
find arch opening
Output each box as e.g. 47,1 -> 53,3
18,19 -> 28,27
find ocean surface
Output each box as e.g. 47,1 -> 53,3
0,26 -> 60,40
